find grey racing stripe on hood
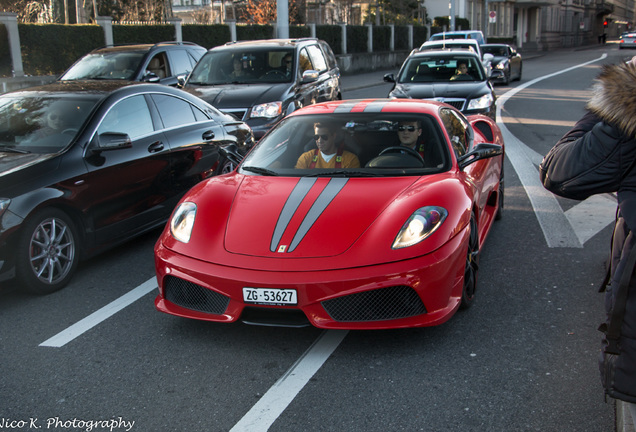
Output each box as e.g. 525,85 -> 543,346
288,178 -> 349,252
270,177 -> 318,252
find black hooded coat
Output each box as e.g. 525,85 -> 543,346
540,61 -> 636,403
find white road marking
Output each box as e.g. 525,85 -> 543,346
497,53 -> 616,248
230,330 -> 349,432
39,277 -> 156,348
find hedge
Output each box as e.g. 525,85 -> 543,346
1,22 -> 427,77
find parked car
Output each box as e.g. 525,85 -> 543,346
429,30 -> 485,45
481,43 -> 522,84
0,81 -> 254,294
183,38 -> 342,140
384,49 -> 499,120
619,32 -> 636,49
59,42 -> 207,86
154,98 -> 504,329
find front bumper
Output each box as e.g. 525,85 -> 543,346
154,227 -> 469,330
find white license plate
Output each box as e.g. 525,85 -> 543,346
242,287 -> 297,305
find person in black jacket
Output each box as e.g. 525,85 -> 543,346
540,58 -> 636,424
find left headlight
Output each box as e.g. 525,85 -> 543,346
392,206 -> 448,249
170,202 -> 197,243
467,93 -> 494,111
250,102 -> 282,119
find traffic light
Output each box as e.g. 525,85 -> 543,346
604,20 -> 608,27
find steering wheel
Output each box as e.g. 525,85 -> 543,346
62,128 -> 78,135
262,70 -> 287,79
379,146 -> 425,165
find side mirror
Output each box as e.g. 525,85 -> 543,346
91,132 -> 132,154
383,73 -> 396,83
301,70 -> 319,83
142,71 -> 160,83
458,142 -> 503,170
176,74 -> 188,88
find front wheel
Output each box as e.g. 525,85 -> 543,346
460,216 -> 479,309
16,208 -> 80,295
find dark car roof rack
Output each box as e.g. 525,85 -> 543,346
91,41 -> 201,51
223,37 -> 318,47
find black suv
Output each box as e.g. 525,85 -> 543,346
59,42 -> 207,86
184,38 -> 342,140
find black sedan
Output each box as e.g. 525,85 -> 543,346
481,43 -> 522,84
0,81 -> 253,294
384,49 -> 499,121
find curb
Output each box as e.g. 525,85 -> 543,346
619,401 -> 635,432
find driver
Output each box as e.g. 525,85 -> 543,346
295,122 -> 360,169
450,60 -> 473,80
397,120 -> 425,159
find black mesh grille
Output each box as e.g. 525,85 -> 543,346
442,99 -> 465,110
164,276 -> 230,315
321,286 -> 427,322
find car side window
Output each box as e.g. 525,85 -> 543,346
299,48 -> 313,74
306,45 -> 327,73
98,95 -> 153,139
150,94 -> 208,129
439,108 -> 469,156
168,50 -> 194,75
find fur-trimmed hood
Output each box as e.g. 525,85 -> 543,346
587,62 -> 636,137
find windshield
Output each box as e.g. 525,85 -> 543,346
187,48 -> 295,85
239,113 -> 450,177
482,46 -> 508,56
60,51 -> 145,80
398,55 -> 485,83
0,94 -> 99,153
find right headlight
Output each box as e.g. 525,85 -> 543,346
392,206 -> 448,249
170,202 -> 197,243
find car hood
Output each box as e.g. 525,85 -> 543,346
223,176 -> 418,258
393,82 -> 490,100
186,83 -> 291,109
0,152 -> 56,177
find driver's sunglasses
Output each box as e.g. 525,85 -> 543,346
313,134 -> 330,141
398,125 -> 417,132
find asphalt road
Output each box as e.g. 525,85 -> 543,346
1,45 -> 632,432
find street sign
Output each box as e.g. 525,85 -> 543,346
489,10 -> 497,23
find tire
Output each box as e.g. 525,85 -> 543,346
515,65 -> 522,81
460,216 -> 479,310
16,208 -> 80,295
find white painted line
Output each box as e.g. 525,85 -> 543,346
39,277 -> 157,348
497,54 -> 608,248
565,193 -> 617,244
230,330 -> 349,432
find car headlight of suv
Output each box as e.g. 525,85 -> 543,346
467,93 -> 494,111
170,202 -> 197,243
392,206 -> 448,249
250,102 -> 282,119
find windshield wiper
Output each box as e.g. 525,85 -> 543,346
304,170 -> 378,178
0,146 -> 30,154
242,166 -> 278,176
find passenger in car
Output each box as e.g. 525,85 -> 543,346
295,122 -> 360,169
